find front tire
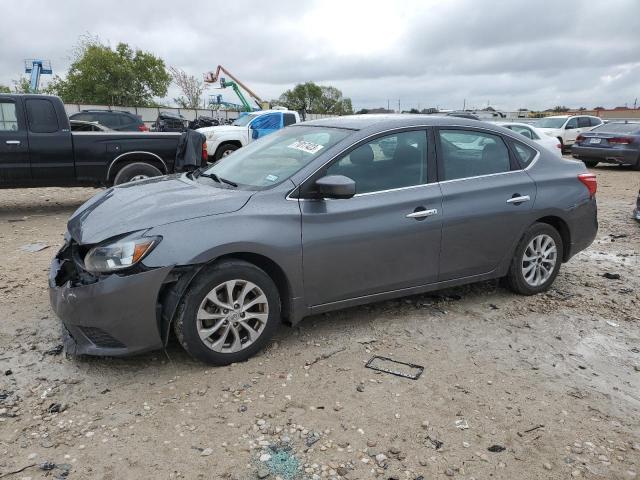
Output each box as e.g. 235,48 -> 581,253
214,143 -> 240,161
113,162 -> 163,185
506,223 -> 563,295
174,260 -> 281,366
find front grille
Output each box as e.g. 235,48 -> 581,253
79,327 -> 126,349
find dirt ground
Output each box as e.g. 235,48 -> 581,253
0,162 -> 638,480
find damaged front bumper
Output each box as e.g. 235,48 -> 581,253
49,243 -> 173,356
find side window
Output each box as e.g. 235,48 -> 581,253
283,113 -> 296,127
438,129 -> 511,181
590,117 -> 602,127
566,118 -> 578,129
25,98 -> 59,133
0,102 -> 19,131
510,141 -> 537,167
98,113 -> 119,128
251,113 -> 281,130
577,117 -> 590,128
70,113 -> 91,122
326,130 -> 427,194
509,125 -> 533,139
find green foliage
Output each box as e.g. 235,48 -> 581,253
0,85 -> 10,93
552,105 -> 569,113
169,66 -> 205,109
13,77 -> 31,93
47,36 -> 170,106
278,82 -> 353,115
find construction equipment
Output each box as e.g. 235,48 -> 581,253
24,59 -> 52,93
204,65 -> 269,112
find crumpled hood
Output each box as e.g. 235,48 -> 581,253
67,174 -> 252,244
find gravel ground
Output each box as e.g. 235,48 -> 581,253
0,163 -> 638,480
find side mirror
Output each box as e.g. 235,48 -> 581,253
314,175 -> 356,199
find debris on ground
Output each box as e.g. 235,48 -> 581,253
603,272 -> 621,280
365,355 -> 424,379
19,243 -> 49,253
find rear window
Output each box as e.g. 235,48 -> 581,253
592,122 -> 640,134
510,141 -> 537,167
589,117 -> 602,127
25,98 -> 59,133
283,113 -> 296,126
577,117 -> 590,128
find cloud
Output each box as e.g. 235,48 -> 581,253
1,0 -> 638,110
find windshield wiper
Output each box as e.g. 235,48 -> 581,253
199,172 -> 238,187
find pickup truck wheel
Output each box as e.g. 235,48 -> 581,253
174,260 -> 281,366
214,143 -> 240,161
113,162 -> 163,185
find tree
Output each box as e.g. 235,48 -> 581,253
552,105 -> 569,113
0,85 -> 10,93
169,66 -> 205,108
48,36 -> 170,106
593,106 -> 604,110
12,77 -> 31,93
278,81 -> 353,116
356,108 -> 369,114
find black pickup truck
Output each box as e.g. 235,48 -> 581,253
0,94 -> 199,188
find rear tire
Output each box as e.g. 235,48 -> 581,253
506,223 -> 563,295
113,162 -> 163,185
174,260 -> 281,366
557,137 -> 565,154
582,159 -> 599,168
214,143 -> 240,161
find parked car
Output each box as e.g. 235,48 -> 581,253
50,115 -> 598,365
446,111 -> 480,120
69,120 -> 111,132
69,109 -> 149,132
0,94 -> 199,187
534,115 -> 603,150
153,111 -> 188,132
189,116 -> 219,130
495,121 -> 562,158
571,121 -> 640,169
197,109 -> 300,161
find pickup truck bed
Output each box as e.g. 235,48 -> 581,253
0,94 -> 186,188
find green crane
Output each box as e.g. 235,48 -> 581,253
204,65 -> 268,112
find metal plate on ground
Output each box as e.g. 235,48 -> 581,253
365,355 -> 424,380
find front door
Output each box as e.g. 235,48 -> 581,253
436,128 -> 536,281
300,129 -> 442,306
0,97 -> 30,185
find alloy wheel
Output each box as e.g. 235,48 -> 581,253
196,280 -> 269,353
129,174 -> 149,182
521,234 -> 557,287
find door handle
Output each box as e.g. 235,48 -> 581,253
506,195 -> 530,204
5,140 -> 21,145
406,208 -> 438,219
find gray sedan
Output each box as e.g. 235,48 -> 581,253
49,115 -> 598,365
571,121 -> 640,169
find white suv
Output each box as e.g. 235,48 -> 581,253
534,115 -> 603,150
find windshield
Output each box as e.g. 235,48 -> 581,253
201,126 -> 352,189
534,118 -> 566,128
232,114 -> 259,126
592,122 -> 640,134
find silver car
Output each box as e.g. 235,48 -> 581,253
49,115 -> 598,365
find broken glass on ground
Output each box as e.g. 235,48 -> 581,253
365,355 -> 424,380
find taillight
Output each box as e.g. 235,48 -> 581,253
578,173 -> 597,197
202,141 -> 208,162
138,124 -> 149,132
609,137 -> 633,145
576,134 -> 584,142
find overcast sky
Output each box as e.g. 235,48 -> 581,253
2,0 -> 639,111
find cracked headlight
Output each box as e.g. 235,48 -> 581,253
84,236 -> 161,273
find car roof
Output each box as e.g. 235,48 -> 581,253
301,114 -> 485,131
495,121 -> 534,127
76,110 -> 132,114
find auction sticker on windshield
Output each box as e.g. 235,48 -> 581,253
288,140 -> 324,154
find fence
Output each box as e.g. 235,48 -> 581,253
63,103 -> 335,127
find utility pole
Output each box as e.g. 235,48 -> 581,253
463,98 -> 466,110
398,99 -> 401,113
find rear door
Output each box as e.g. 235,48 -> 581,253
564,117 -> 579,144
0,97 -> 30,184
436,128 -> 536,281
25,97 -> 75,183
